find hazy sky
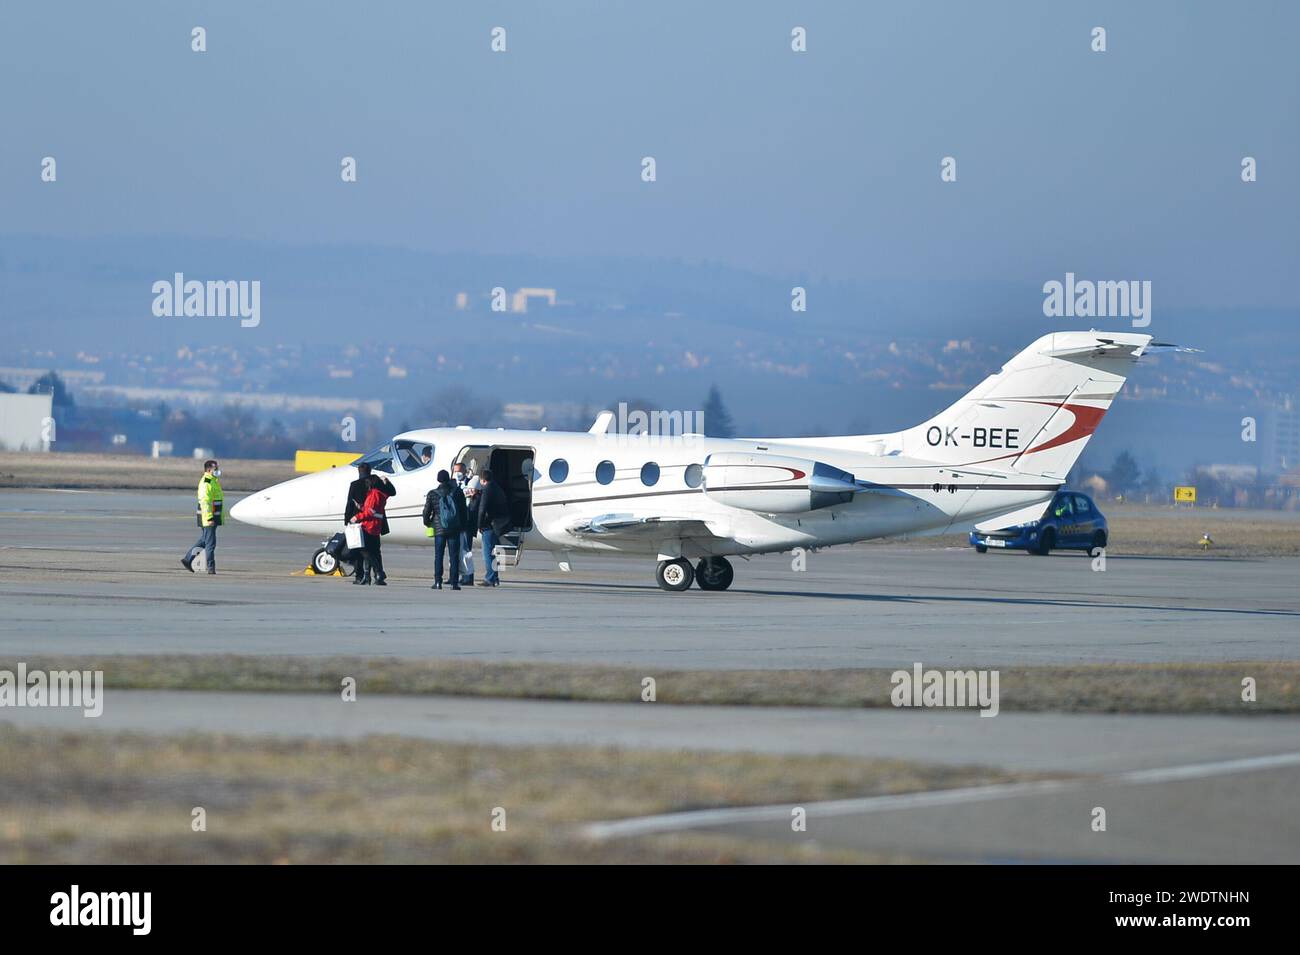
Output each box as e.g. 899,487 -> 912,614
2,1 -> 1297,308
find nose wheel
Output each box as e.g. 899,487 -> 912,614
656,558 -> 694,591
311,547 -> 338,575
695,557 -> 734,591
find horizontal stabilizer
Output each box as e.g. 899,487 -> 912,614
973,499 -> 1053,533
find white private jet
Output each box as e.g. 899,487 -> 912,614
232,330 -> 1170,592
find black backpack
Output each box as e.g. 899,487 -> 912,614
437,488 -> 462,533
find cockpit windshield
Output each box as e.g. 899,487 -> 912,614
351,442 -> 397,474
351,440 -> 435,474
395,439 -> 435,472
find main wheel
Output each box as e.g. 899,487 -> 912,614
695,557 -> 734,591
1034,529 -> 1055,556
656,558 -> 694,592
312,547 -> 338,575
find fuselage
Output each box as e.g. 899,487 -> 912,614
229,426 -> 1059,559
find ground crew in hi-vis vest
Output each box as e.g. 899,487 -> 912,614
182,459 -> 224,574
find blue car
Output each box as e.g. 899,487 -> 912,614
970,490 -> 1108,555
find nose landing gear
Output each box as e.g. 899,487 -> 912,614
311,547 -> 338,575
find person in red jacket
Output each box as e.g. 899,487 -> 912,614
349,475 -> 391,586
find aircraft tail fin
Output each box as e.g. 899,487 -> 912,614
894,331 -> 1153,479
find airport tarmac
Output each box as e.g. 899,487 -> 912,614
603,757 -> 1300,864
3,488 -> 1298,863
1,489 -> 1297,668
3,689 -> 1296,773
4,690 -> 1297,863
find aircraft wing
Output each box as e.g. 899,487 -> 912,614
566,513 -> 724,541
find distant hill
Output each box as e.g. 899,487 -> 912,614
1,233 -> 1296,474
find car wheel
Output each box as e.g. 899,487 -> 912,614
1089,530 -> 1107,556
974,544 -> 988,554
312,547 -> 338,575
1034,529 -> 1055,556
656,558 -> 695,592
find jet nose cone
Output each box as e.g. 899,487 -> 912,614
230,491 -> 273,526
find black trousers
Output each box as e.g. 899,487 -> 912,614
362,531 -> 385,582
434,532 -> 461,585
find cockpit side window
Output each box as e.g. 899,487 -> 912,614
394,439 -> 435,472
352,442 -> 396,474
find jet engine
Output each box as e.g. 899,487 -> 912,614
701,452 -> 858,514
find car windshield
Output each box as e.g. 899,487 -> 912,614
395,439 -> 435,472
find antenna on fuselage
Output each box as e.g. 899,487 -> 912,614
588,410 -> 615,434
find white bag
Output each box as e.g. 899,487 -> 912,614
344,523 -> 365,550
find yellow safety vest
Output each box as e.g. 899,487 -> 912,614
196,474 -> 225,527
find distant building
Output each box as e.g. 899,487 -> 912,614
1261,397 -> 1299,474
0,367 -> 105,390
0,393 -> 54,451
510,288 -> 557,313
1196,463 -> 1258,483
502,403 -> 545,427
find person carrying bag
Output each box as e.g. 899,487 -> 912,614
349,475 -> 391,586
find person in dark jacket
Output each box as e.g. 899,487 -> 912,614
476,468 -> 511,587
457,475 -> 478,587
349,474 -> 391,586
422,470 -> 466,590
344,463 -> 395,583
452,463 -> 476,586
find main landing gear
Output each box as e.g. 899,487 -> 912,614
655,557 -> 734,592
695,556 -> 734,591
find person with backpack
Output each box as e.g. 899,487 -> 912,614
422,469 -> 467,590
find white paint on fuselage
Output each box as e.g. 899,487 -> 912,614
229,427 -> 1057,558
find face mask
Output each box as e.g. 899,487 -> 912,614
212,469 -> 221,478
